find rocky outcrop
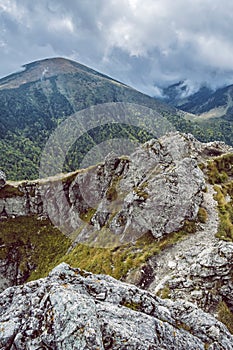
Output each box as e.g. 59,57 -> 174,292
0,263 -> 232,350
1,132 -> 231,245
148,240 -> 233,312
0,132 -> 210,244
0,132 -> 233,348
0,132 -> 232,293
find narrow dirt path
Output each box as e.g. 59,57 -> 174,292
148,184 -> 219,293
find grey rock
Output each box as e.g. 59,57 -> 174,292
0,263 -> 232,349
0,170 -> 6,189
149,240 -> 233,314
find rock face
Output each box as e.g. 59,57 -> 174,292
0,170 -> 6,189
1,131 -> 232,295
148,240 -> 233,312
1,263 -> 233,350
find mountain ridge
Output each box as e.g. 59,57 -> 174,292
162,81 -> 233,119
3,56 -> 233,181
0,131 -> 233,346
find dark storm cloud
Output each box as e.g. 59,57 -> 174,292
1,0 -> 233,95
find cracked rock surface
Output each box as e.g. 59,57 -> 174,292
0,263 -> 233,350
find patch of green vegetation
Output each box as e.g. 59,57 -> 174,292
214,185 -> 233,241
0,184 -> 24,199
133,181 -> 149,200
55,220 -> 197,280
175,320 -> 191,332
0,208 -> 200,284
79,207 -> 97,223
120,300 -> 141,311
157,285 -> 171,299
206,154 -> 233,184
106,175 -> 122,201
217,301 -> 233,334
197,207 -> 208,223
0,216 -> 71,281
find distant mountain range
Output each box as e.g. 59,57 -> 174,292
1,57 -> 233,180
162,81 -> 233,120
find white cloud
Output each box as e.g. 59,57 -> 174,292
48,17 -> 74,33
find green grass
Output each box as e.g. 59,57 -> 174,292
55,220 -> 196,280
206,154 -> 233,184
0,216 -> 71,281
201,154 -> 233,241
79,207 -> 97,223
197,207 -> 208,223
133,181 -> 149,200
157,285 -> 171,299
213,184 -> 233,241
106,175 -> 123,201
218,301 -> 233,334
120,300 -> 141,311
0,211 -> 198,284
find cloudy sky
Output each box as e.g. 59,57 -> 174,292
1,0 -> 233,96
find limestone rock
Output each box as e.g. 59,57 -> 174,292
0,263 -> 232,349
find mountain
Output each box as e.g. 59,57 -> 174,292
160,81 -> 233,147
0,132 -> 233,344
0,57 -> 182,180
3,57 -> 230,181
163,81 -> 233,120
1,58 -> 233,347
162,81 -> 214,111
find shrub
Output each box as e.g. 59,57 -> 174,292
197,207 -> 208,223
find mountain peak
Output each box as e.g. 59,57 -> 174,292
0,57 -> 69,89
0,57 -> 120,90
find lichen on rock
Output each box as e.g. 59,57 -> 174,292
0,263 -> 232,349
